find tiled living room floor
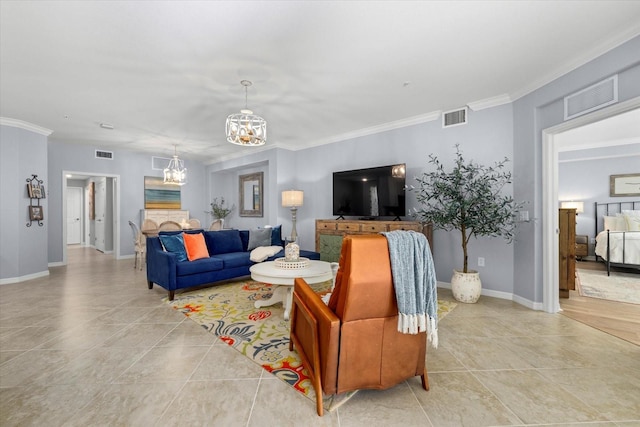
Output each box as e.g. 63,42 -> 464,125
1,247 -> 639,426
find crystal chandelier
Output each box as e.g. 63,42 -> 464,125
226,80 -> 267,146
163,145 -> 187,186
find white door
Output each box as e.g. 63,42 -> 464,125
94,177 -> 106,252
66,187 -> 83,245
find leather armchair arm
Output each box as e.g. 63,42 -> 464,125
290,278 -> 341,399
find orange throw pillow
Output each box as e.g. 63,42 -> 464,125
183,232 -> 209,261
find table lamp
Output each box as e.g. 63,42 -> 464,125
282,190 -> 304,261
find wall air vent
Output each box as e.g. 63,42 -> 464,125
442,107 -> 468,128
95,150 -> 113,160
564,75 -> 618,121
152,156 -> 171,171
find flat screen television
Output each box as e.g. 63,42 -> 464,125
332,164 -> 406,219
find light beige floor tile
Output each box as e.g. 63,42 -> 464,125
496,335 -> 598,368
537,367 -> 640,420
116,345 -> 209,383
35,346 -> 148,386
445,337 -> 534,370
135,305 -> 189,323
425,346 -> 466,372
68,381 -> 185,426
155,317 -> 217,347
0,325 -> 67,350
408,372 -> 522,426
92,306 -> 156,324
248,376 -> 339,426
336,382 -> 431,427
157,379 -> 258,426
0,383 -> 104,427
35,322 -> 128,350
100,322 -> 178,348
0,348 -> 82,387
191,342 -> 264,380
473,369 -> 608,424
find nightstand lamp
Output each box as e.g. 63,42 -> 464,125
560,201 -> 584,215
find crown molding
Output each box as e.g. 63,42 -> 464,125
510,28 -> 640,102
467,94 -> 512,111
298,110 -> 442,150
0,117 -> 53,136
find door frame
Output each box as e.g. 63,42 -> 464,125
541,96 -> 640,313
61,171 -> 120,265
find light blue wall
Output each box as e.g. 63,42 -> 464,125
559,146 -> 640,241
0,125 -> 49,282
513,35 -> 640,303
47,141 -> 208,263
209,104 -> 518,293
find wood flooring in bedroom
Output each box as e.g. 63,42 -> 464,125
560,259 -> 640,346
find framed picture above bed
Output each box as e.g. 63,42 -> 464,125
610,173 -> 640,197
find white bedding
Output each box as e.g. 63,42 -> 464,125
595,230 -> 640,265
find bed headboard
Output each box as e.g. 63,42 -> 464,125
594,201 -> 640,235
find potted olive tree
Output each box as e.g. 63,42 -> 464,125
411,145 -> 525,303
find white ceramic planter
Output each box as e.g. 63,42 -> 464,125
451,269 -> 482,303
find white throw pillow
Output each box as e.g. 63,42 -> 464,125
622,210 -> 640,232
603,215 -> 627,232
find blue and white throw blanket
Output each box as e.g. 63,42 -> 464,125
381,230 -> 438,348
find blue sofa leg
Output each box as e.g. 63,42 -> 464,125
169,290 -> 175,301
147,280 -> 153,289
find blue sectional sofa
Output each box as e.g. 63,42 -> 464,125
146,227 -> 320,300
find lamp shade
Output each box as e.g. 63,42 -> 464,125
282,190 -> 303,207
561,201 -> 584,213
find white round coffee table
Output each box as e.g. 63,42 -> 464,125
250,260 -> 333,320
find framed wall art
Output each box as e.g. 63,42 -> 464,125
610,173 -> 640,197
144,176 -> 181,209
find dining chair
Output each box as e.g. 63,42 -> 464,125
158,220 -> 182,231
141,218 -> 158,232
128,221 -> 146,270
188,218 -> 201,229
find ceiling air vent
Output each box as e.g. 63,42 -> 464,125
442,107 -> 468,128
152,156 -> 171,171
564,75 -> 618,121
95,150 -> 113,160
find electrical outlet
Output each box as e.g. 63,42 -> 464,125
478,257 -> 485,267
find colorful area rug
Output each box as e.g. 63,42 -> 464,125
576,269 -> 640,304
165,279 -> 457,412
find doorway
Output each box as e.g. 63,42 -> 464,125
542,97 -> 640,313
62,171 -> 120,265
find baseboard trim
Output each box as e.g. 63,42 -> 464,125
0,270 -> 50,285
48,261 -> 65,267
438,281 -> 544,311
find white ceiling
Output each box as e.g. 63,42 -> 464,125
2,1 -> 640,164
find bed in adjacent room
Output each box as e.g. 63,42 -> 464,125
594,201 -> 640,275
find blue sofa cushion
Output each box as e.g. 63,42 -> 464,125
159,234 -> 188,262
212,252 -> 253,269
176,257 -> 224,276
271,225 -> 283,246
248,228 -> 273,250
204,229 -> 243,255
239,230 -> 249,252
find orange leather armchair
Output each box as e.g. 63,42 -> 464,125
289,234 -> 429,416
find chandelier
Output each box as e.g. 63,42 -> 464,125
226,80 -> 267,146
163,145 -> 187,186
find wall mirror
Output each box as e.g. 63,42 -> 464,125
239,172 -> 263,217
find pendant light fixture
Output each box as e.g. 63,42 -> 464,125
226,80 -> 267,146
163,145 -> 187,186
